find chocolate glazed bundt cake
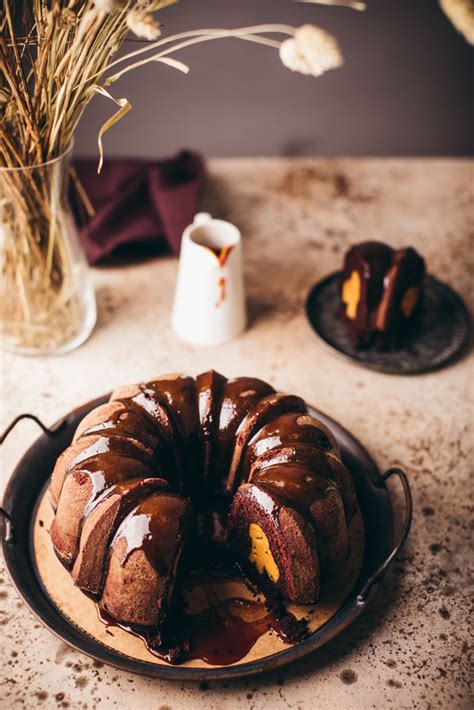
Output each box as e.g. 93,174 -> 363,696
49,371 -> 358,648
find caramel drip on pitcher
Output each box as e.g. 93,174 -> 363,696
207,244 -> 234,267
205,244 -> 234,308
216,277 -> 226,308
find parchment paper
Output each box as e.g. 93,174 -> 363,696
33,492 -> 364,668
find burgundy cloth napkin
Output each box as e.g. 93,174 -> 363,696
70,150 -> 205,264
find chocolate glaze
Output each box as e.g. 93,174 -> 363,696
145,375 -> 199,442
243,475 -> 344,558
50,431 -> 157,511
253,464 -> 336,516
68,434 -> 155,471
80,456 -> 160,518
227,394 -> 308,493
144,375 -> 202,496
244,412 -> 337,473
77,402 -> 161,449
247,481 -> 282,520
252,465 -> 349,564
117,389 -> 184,490
112,492 -> 188,571
195,370 -> 227,486
99,492 -> 192,628
256,444 -> 355,519
50,454 -> 161,570
211,377 -> 274,492
131,387 -> 177,441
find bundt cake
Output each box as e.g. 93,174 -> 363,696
49,371 -> 358,650
341,241 -> 425,348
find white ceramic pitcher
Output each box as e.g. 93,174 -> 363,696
171,212 -> 247,346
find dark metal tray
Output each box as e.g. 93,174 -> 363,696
306,272 -> 470,375
1,397 -> 412,681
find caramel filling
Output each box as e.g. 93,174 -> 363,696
342,270 -> 361,319
401,286 -> 420,317
248,523 -> 280,583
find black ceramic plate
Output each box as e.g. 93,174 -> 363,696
306,272 -> 470,375
1,397 -> 411,681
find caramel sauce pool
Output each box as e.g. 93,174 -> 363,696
98,594 -> 304,666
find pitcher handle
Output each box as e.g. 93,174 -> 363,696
193,212 -> 212,226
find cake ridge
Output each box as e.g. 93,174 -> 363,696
50,433 -> 156,507
72,476 -> 170,598
196,369 -> 228,487
113,389 -> 186,491
249,442 -> 357,522
226,393 -> 308,494
143,375 -> 202,496
211,375 -> 275,492
73,401 -> 161,449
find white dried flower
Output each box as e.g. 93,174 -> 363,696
94,0 -> 125,12
126,8 -> 161,40
279,24 -> 343,77
439,0 -> 474,44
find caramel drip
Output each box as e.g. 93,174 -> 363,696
215,276 -> 226,307
98,593 -> 308,666
206,244 -> 234,266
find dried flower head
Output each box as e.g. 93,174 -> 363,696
439,0 -> 474,44
126,8 -> 161,40
56,8 -> 77,30
94,0 -> 126,12
279,24 -> 343,77
0,87 -> 10,105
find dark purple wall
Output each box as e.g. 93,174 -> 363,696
75,0 -> 473,158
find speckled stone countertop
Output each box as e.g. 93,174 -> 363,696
1,159 -> 473,710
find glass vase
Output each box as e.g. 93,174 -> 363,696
0,145 -> 96,355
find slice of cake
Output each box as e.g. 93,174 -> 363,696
341,241 -> 425,348
100,492 -> 192,629
228,482 -> 320,604
72,477 -> 170,597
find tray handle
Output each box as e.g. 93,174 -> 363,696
357,466 -> 413,605
1,412 -> 66,445
1,412 -> 66,544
